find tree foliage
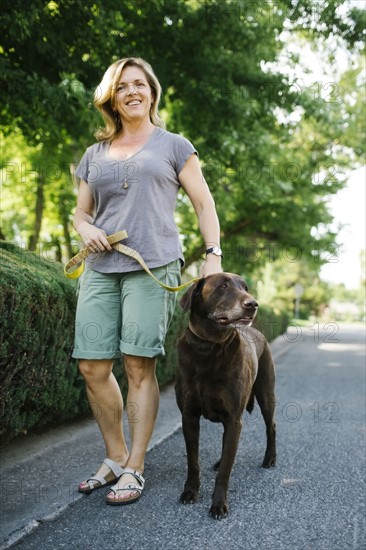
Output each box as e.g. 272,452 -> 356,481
1,0 -> 365,288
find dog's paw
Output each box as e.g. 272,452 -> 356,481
209,501 -> 229,520
180,489 -> 198,504
261,454 -> 276,468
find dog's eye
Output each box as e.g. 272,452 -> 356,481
220,282 -> 228,289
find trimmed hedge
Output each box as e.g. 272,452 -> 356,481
253,306 -> 291,343
0,241 -> 86,443
0,241 -> 290,444
156,296 -> 188,387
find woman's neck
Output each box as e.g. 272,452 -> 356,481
118,119 -> 155,140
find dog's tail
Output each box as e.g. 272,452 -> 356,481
246,391 -> 255,414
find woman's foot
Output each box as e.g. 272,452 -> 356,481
78,458 -> 125,494
105,468 -> 145,505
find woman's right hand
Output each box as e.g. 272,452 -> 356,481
77,222 -> 113,253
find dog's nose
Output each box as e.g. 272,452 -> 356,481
243,299 -> 258,310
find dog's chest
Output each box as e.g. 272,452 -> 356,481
194,372 -> 245,422
178,333 -> 255,421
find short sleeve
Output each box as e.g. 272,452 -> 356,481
172,135 -> 198,175
75,146 -> 92,182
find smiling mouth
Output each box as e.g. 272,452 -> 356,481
215,316 -> 253,326
126,100 -> 142,106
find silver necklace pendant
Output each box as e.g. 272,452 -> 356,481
123,177 -> 128,189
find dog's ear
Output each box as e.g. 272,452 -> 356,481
179,278 -> 205,313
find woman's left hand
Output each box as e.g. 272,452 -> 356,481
200,255 -> 223,277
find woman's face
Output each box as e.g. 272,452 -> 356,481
114,65 -> 154,124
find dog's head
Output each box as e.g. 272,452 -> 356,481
180,273 -> 258,331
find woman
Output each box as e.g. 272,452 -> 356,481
74,57 -> 222,506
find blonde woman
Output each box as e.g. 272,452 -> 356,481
74,58 -> 222,506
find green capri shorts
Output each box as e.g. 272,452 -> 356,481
72,260 -> 181,359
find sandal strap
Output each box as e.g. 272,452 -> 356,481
121,468 -> 145,487
86,474 -> 105,486
109,483 -> 143,496
84,459 -> 124,487
108,468 -> 145,495
103,458 -> 124,478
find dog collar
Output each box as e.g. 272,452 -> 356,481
188,322 -> 235,344
188,322 -> 207,341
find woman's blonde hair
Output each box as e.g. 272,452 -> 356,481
94,57 -> 165,141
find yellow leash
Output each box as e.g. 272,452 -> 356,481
64,230 -> 200,292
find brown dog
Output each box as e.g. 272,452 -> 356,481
175,273 -> 276,519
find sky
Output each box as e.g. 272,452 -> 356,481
319,166 -> 365,289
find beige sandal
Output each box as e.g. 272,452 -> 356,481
78,458 -> 124,494
106,468 -> 145,506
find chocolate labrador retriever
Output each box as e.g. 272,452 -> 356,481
175,273 -> 276,519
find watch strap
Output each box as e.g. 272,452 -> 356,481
205,247 -> 223,258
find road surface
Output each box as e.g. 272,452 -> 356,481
1,323 -> 365,549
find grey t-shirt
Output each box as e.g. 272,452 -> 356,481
75,127 -> 197,273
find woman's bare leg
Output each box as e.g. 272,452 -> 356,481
106,354 -> 159,501
78,359 -> 129,484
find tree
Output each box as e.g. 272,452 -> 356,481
1,0 -> 365,281
254,257 -> 332,319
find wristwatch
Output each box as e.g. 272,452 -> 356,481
205,246 -> 223,259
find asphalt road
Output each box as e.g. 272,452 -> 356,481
1,323 -> 365,550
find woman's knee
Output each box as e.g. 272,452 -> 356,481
78,359 -> 113,383
124,355 -> 156,387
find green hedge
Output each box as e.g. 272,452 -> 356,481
0,242 -> 187,444
253,306 -> 291,343
0,241 -> 87,443
0,241 -> 290,444
156,296 -> 188,387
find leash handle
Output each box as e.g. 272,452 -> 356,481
64,230 -> 200,292
64,231 -> 128,280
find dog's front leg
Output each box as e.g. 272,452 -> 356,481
210,419 -> 242,519
180,414 -> 200,504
